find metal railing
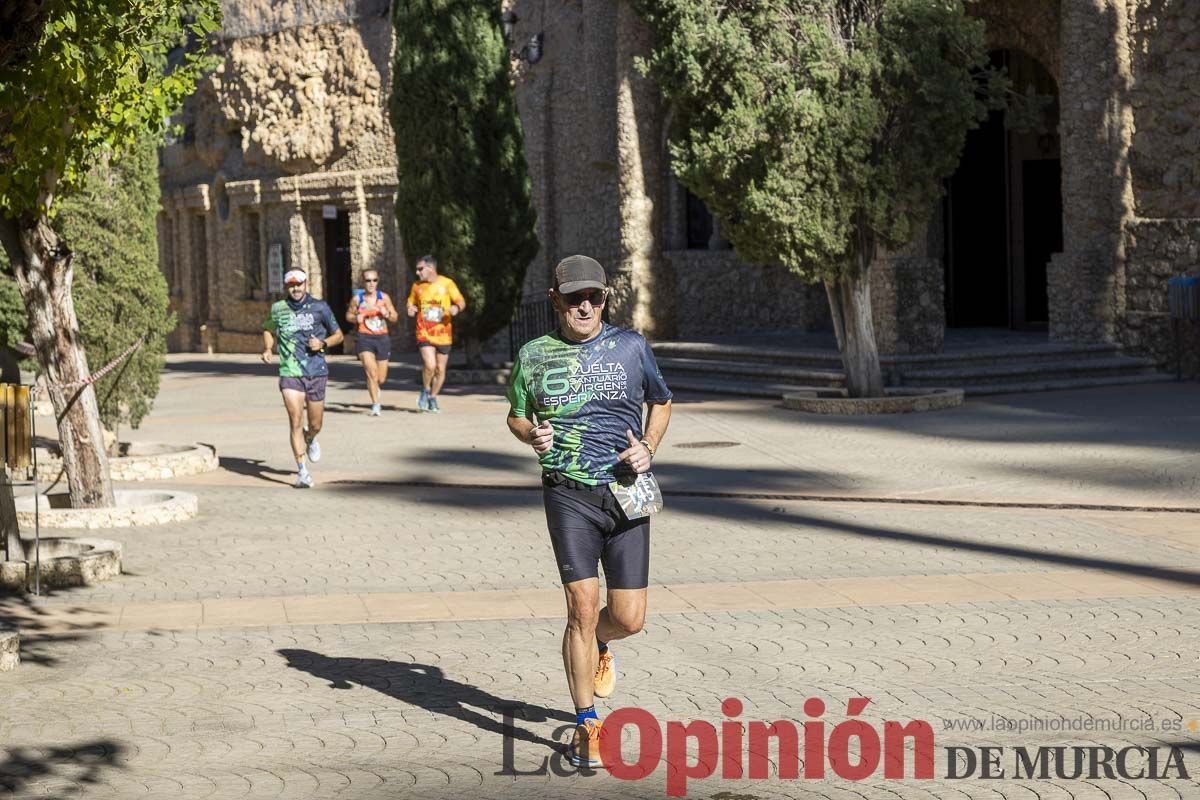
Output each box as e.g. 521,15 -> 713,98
509,298 -> 556,360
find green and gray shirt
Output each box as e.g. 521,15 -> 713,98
263,295 -> 340,378
507,323 -> 672,485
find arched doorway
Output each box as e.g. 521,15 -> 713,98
943,49 -> 1062,330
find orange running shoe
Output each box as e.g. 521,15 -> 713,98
566,718 -> 604,768
593,649 -> 617,698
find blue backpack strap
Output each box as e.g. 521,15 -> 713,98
354,288 -> 365,305
376,290 -> 383,301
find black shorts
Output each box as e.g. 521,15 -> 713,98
418,341 -> 452,356
355,333 -> 391,360
542,477 -> 650,589
279,375 -> 327,402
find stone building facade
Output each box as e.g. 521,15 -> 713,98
159,0 -> 407,353
161,1 -> 1200,368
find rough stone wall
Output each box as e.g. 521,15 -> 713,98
1123,220 -> 1200,373
666,250 -> 829,339
971,0 -> 1061,79
1127,0 -> 1200,219
1116,2 -> 1200,375
870,257 -> 945,355
165,18 -> 394,185
159,1 -> 403,353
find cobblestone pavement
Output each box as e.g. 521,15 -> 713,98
2,358 -> 1199,798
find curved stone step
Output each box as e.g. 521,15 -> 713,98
652,341 -> 843,368
900,356 -> 1160,385
659,356 -> 845,387
964,372 -> 1175,396
665,376 -> 829,398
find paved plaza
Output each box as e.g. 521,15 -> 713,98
2,354 -> 1199,798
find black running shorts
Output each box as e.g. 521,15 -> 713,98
354,332 -> 391,360
542,478 -> 650,589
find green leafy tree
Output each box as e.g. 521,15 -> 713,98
0,132 -> 170,435
634,0 -> 1004,396
391,0 -> 539,366
0,0 -> 218,507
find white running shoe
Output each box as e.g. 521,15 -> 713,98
294,471 -> 314,489
370,403 -> 382,416
306,438 -> 321,462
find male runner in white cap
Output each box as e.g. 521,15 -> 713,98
262,269 -> 343,487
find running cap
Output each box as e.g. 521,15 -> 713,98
553,255 -> 607,294
284,269 -> 307,286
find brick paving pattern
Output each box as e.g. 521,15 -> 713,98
2,357 -> 1198,798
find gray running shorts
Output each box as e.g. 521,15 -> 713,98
279,375 -> 327,402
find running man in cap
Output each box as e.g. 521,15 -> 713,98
506,254 -> 673,768
346,269 -> 399,416
262,269 -> 343,488
406,255 -> 465,413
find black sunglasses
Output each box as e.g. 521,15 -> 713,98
563,289 -> 607,307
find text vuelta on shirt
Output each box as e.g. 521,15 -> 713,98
282,312 -> 316,334
539,361 -> 629,408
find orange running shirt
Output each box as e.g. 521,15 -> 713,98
353,289 -> 389,336
406,275 -> 465,346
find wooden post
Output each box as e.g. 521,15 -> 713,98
0,469 -> 19,563
0,383 -> 31,564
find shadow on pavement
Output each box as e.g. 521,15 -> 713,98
0,739 -> 126,796
277,649 -> 573,755
218,456 -> 294,485
0,592 -> 107,667
323,401 -> 424,416
376,447 -> 849,495
329,476 -> 1200,588
714,382 -> 1200,456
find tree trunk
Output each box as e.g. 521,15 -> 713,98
824,254 -> 884,399
0,214 -> 114,508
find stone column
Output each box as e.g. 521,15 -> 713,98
1049,0 -> 1134,342
612,0 -> 673,337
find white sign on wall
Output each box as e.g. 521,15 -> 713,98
267,243 -> 284,292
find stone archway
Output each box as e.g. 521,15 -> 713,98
943,49 -> 1062,330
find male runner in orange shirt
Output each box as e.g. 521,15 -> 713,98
406,255 -> 466,413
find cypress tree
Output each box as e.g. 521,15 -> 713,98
391,0 -> 539,364
634,0 -> 1004,396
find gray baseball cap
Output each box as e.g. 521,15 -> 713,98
554,255 -> 608,294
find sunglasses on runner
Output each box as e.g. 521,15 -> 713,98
364,278 -> 379,283
562,289 -> 607,307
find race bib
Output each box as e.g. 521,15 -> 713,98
365,315 -> 386,332
608,472 -> 663,519
422,306 -> 445,323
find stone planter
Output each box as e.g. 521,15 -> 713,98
0,629 -> 17,672
0,536 -> 122,590
34,442 -> 218,483
783,386 -> 964,415
15,489 -> 198,529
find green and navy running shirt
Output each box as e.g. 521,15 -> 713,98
263,295 -> 340,378
508,323 -> 673,485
